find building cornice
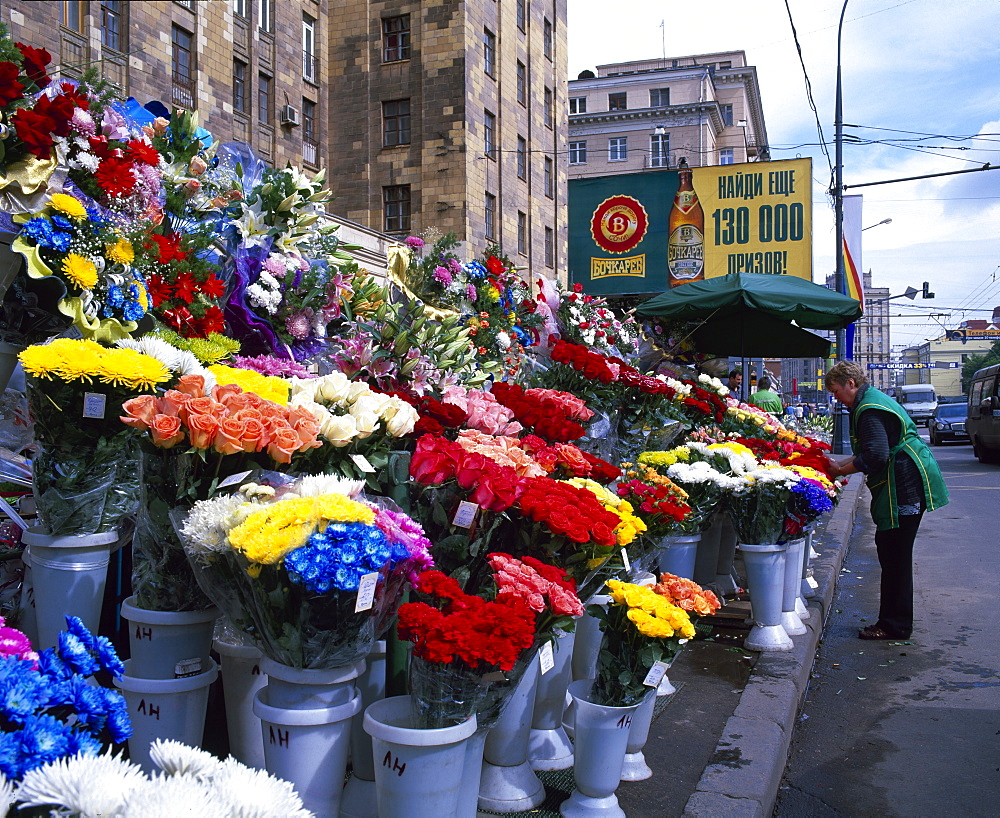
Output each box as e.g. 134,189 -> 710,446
570,103 -> 724,132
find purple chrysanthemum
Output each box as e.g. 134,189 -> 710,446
432,265 -> 453,287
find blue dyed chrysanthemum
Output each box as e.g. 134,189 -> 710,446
48,231 -> 72,252
20,217 -> 53,244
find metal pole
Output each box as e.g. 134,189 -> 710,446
833,0 -> 850,454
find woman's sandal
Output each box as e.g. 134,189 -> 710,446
858,625 -> 908,640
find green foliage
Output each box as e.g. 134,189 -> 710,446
961,338 -> 1000,393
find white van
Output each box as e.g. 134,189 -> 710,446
897,383 -> 938,426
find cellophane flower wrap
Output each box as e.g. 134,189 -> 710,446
180,477 -> 431,669
18,339 -> 169,535
120,373 -> 323,612
589,580 -> 698,707
727,465 -> 801,544
0,615 -> 130,781
783,465 -> 835,538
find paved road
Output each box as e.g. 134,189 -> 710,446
774,437 -> 1000,817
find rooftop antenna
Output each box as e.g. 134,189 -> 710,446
660,20 -> 665,60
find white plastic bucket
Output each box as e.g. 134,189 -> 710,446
120,595 -> 219,680
259,656 -> 365,710
214,636 -> 266,769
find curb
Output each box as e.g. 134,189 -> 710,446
682,476 -> 864,818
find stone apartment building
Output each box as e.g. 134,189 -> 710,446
4,0 -> 567,279
567,51 -> 768,177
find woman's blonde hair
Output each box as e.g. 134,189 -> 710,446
825,360 -> 868,390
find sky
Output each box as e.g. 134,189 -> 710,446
568,0 -> 1000,349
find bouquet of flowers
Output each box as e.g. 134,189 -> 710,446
490,382 -> 592,443
546,282 -> 641,360
615,465 -> 692,540
727,464 -> 802,545
180,477 -> 431,668
0,615 -> 130,781
18,338 -> 169,535
651,572 -> 723,619
638,447 -> 744,533
784,466 -> 835,538
588,579 -> 697,707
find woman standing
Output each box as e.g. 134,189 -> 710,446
824,361 -> 949,640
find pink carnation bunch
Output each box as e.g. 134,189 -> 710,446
488,553 -> 584,618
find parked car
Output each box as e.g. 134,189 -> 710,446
967,363 -> 1000,463
928,403 -> 969,445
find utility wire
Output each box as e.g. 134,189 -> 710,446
782,0 -> 832,174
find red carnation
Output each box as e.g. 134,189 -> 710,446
15,42 -> 51,89
0,62 -> 25,107
486,255 -> 505,277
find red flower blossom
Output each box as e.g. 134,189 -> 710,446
194,306 -> 227,336
11,108 -> 55,159
0,62 -> 25,107
147,233 -> 187,264
200,274 -> 226,299
15,42 -> 51,89
486,255 -> 506,277
94,156 -> 137,197
126,139 -> 161,166
146,274 -> 173,308
172,272 -> 198,304
55,82 -> 89,110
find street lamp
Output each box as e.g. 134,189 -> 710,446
862,218 -> 892,231
833,0 -> 850,453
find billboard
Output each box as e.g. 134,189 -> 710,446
568,158 -> 813,295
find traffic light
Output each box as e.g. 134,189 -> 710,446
922,281 -> 934,298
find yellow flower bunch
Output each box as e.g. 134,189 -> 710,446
209,364 -> 290,405
708,441 -> 755,458
61,253 -> 98,289
228,493 -> 375,565
786,464 -> 834,492
566,478 -> 647,546
606,579 -> 696,639
48,193 -> 88,221
105,237 -> 135,265
638,447 -> 690,469
18,339 -> 170,390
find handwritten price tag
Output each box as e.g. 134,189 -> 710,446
82,393 -> 106,419
355,572 -> 378,612
643,660 -> 669,688
350,454 -> 376,473
539,641 -> 555,675
451,501 -> 479,529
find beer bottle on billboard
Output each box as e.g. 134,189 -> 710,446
667,157 -> 705,287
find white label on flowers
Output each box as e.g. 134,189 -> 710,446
351,454 -> 376,473
643,661 -> 669,687
621,547 -> 632,572
217,470 -> 253,489
452,501 -> 479,528
355,572 -> 378,612
539,640 -> 555,675
82,392 -> 106,419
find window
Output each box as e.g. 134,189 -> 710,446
650,133 -> 669,167
258,73 -> 272,124
258,0 -> 271,32
649,88 -> 670,107
516,136 -> 527,179
608,92 -> 627,111
383,15 -> 410,62
544,226 -> 554,267
720,148 -> 735,165
484,28 -> 496,77
485,193 -> 497,240
302,14 -> 317,82
63,1 -> 82,30
719,61 -> 732,69
233,59 -> 248,113
720,104 -> 734,126
544,87 -> 553,128
101,1 -> 122,51
517,211 -> 527,255
484,110 -> 496,159
171,25 -> 195,108
543,17 -> 552,59
544,156 -> 554,198
383,185 -> 411,232
516,0 -> 526,31
232,0 -> 247,17
302,98 -> 318,164
569,96 -> 586,114
383,99 -> 411,147
609,137 -> 627,161
569,140 -> 587,165
516,61 -> 527,106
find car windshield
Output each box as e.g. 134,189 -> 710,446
902,391 -> 935,403
936,404 -> 966,418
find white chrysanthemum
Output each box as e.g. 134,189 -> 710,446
289,474 -> 365,498
15,751 -> 147,817
209,757 -> 312,818
117,335 -> 184,371
149,739 -> 222,780
119,773 -> 228,818
180,495 -> 255,556
0,774 -> 15,817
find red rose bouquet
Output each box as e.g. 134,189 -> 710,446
490,381 -> 589,443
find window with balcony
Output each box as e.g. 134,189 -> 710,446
171,25 -> 195,108
384,185 -> 411,233
517,136 -> 527,179
608,92 -> 627,111
544,156 -> 554,198
258,0 -> 271,32
302,98 -> 318,166
485,193 -> 497,239
383,99 -> 411,147
302,14 -> 317,82
650,133 -> 669,167
383,15 -> 410,62
484,28 -> 496,77
544,87 -> 553,128
258,73 -> 272,124
517,211 -> 527,255
649,88 -> 669,107
569,96 -> 586,114
516,61 -> 527,107
720,148 -> 734,165
233,59 -> 248,113
484,110 -> 496,160
544,226 -> 554,267
543,17 -> 552,59
609,137 -> 627,161
569,140 -> 587,165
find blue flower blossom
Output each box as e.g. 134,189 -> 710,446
93,635 -> 125,677
21,217 -> 53,244
123,298 -> 145,321
0,731 -> 24,778
19,714 -> 72,767
51,214 -> 73,230
463,261 -> 488,279
106,284 -> 125,308
48,231 -> 72,252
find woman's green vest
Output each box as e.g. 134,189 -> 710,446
849,387 -> 949,530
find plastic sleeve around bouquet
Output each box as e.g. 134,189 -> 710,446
31,436 -> 140,536
726,489 -> 787,545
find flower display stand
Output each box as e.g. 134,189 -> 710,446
693,515 -> 724,586
21,527 -> 117,650
254,684 -> 362,818
259,657 -> 365,709
529,629 -> 576,771
121,595 -> 219,680
364,695 -> 477,818
714,514 -> 741,595
340,640 -> 388,818
564,594 -> 610,739
560,679 -> 641,817
780,538 -> 808,636
478,656 -> 546,813
656,534 -> 701,581
213,634 -> 266,769
620,689 -> 657,781
738,543 -> 793,652
115,658 -> 219,773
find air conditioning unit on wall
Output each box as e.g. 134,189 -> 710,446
280,105 -> 300,126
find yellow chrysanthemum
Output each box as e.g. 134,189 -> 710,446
95,348 -> 170,390
49,193 -> 88,221
209,364 -> 289,405
16,339 -> 167,389
105,237 -> 135,265
61,254 -> 99,290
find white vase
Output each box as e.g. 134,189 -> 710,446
17,547 -> 38,649
565,594 -> 610,739
714,514 -> 740,595
254,685 -> 361,818
529,630 -> 575,771
339,640 -> 387,818
21,527 -> 117,650
780,538 -> 807,636
478,656 -> 545,813
620,689 -> 658,781
738,543 -> 793,652
364,694 -> 477,818
456,727 -> 488,818
213,635 -> 266,769
121,595 -> 219,680
260,656 -> 365,710
114,658 -> 219,774
656,533 -> 701,580
694,515 -> 724,586
801,528 -> 818,598
560,679 -> 641,817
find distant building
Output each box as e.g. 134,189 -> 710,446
908,313 -> 1000,397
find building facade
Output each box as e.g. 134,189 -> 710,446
854,270 -> 892,392
905,314 -> 1000,397
6,0 -> 567,280
567,51 -> 768,178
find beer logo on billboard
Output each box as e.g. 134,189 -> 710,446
591,195 -> 648,254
